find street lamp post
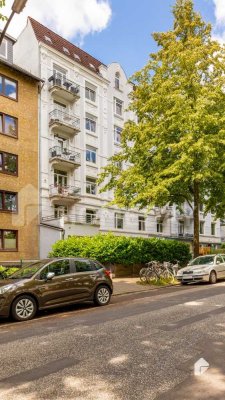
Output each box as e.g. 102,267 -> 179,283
0,0 -> 28,46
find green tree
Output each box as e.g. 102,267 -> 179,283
99,0 -> 225,258
0,0 -> 7,21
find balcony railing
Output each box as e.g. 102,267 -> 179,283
49,146 -> 81,166
48,73 -> 80,101
65,214 -> 100,225
49,184 -> 81,199
49,109 -> 80,133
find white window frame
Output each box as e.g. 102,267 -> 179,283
86,177 -> 97,195
115,72 -> 120,90
157,219 -> 163,233
86,209 -> 96,224
114,97 -> 123,116
86,115 -> 96,133
200,221 -> 205,235
115,213 -> 124,229
85,86 -> 96,102
178,221 -> 184,235
138,216 -> 145,231
114,126 -> 122,144
86,146 -> 97,164
211,223 -> 216,236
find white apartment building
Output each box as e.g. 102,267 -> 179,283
13,18 -> 222,257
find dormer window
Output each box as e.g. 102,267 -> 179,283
115,72 -> 120,90
74,53 -> 81,62
63,47 -> 70,55
0,39 -> 7,59
89,63 -> 96,70
44,35 -> 52,44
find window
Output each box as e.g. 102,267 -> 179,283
40,260 -> 70,279
0,113 -> 17,137
115,72 -> 120,90
200,221 -> 205,235
86,177 -> 97,195
53,100 -> 67,113
74,53 -> 81,62
178,221 -> 184,235
115,213 -> 124,229
54,205 -> 68,218
0,230 -> 17,251
0,74 -> 17,100
114,126 -> 122,144
85,86 -> 96,102
0,152 -> 18,175
86,146 -> 96,164
54,169 -> 68,187
44,35 -> 52,44
53,65 -> 67,84
0,191 -> 17,212
86,209 -> 96,224
157,219 -> 163,233
0,39 -> 7,59
89,63 -> 96,70
211,223 -> 216,236
138,216 -> 145,231
63,47 -> 70,55
114,98 -> 123,116
85,116 -> 96,133
75,260 -> 95,273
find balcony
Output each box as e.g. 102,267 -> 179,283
49,146 -> 81,170
65,214 -> 100,226
48,73 -> 80,102
176,209 -> 193,220
49,109 -> 80,136
49,184 -> 81,204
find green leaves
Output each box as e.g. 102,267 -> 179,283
0,0 -> 7,21
50,234 -> 191,266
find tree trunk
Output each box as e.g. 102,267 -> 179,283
193,181 -> 200,258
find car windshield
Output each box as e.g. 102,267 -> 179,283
7,261 -> 48,279
189,256 -> 215,266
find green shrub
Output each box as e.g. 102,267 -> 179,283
50,233 -> 191,267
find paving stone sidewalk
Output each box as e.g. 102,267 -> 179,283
112,277 -> 159,295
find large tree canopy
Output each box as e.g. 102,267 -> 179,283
99,0 -> 225,256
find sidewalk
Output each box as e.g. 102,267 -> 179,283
112,277 -> 160,296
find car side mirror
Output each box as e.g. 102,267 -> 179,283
46,272 -> 55,280
216,261 -> 221,265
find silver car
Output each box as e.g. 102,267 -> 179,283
176,254 -> 225,285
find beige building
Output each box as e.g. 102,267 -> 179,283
0,34 -> 40,261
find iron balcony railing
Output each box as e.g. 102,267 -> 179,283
49,146 -> 81,165
49,184 -> 81,198
65,214 -> 100,225
48,72 -> 80,96
49,109 -> 80,131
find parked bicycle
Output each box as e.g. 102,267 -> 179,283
139,260 -> 178,283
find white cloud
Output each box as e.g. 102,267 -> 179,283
0,0 -> 112,41
212,0 -> 225,43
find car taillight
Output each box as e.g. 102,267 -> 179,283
104,269 -> 112,279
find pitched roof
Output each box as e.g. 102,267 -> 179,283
29,17 -> 105,74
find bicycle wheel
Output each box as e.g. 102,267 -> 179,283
139,268 -> 147,282
146,270 -> 158,283
161,269 -> 174,282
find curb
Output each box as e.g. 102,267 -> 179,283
112,282 -> 180,296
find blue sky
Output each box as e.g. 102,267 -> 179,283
82,0 -> 218,78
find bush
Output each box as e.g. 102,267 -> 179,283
0,266 -> 19,279
50,233 -> 191,267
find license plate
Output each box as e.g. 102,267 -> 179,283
183,275 -> 193,280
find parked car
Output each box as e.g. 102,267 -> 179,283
0,258 -> 113,321
176,254 -> 225,285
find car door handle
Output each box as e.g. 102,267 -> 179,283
65,277 -> 73,281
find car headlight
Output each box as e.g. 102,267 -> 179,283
0,285 -> 14,295
176,271 -> 183,276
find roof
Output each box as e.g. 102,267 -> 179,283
0,58 -> 42,82
29,17 -> 105,74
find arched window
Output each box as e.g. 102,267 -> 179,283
115,72 -> 120,90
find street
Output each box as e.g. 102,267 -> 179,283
1,283 -> 225,400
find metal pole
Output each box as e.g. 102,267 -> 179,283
0,11 -> 15,46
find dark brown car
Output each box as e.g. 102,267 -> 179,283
0,258 -> 113,321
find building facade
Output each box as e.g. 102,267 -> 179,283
0,34 -> 40,261
14,18 -> 222,258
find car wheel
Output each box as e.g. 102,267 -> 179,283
11,295 -> 37,321
94,285 -> 111,306
209,271 -> 217,284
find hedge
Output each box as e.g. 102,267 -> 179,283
50,233 -> 191,266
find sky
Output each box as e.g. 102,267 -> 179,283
0,0 -> 225,78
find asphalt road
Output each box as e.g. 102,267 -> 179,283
1,282 -> 225,400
